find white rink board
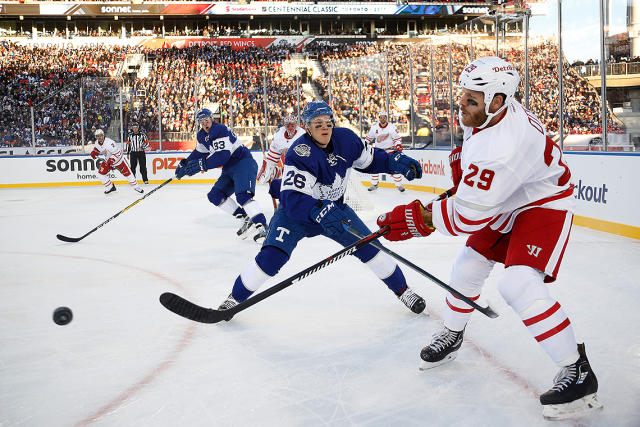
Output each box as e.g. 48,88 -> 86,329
0,150 -> 639,231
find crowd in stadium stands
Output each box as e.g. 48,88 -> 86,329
0,33 -> 623,148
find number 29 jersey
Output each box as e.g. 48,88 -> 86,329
431,100 -> 574,236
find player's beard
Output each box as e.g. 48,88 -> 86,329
460,109 -> 488,128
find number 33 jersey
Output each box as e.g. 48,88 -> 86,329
432,100 -> 574,236
191,122 -> 250,168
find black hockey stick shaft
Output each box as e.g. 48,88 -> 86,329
344,225 -> 498,318
57,177 -> 173,243
159,226 -> 390,323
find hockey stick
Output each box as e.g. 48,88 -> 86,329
343,224 -> 498,318
159,226 -> 390,323
56,177 -> 173,243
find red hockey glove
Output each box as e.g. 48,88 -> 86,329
377,200 -> 434,241
449,146 -> 462,191
98,162 -> 111,175
90,148 -> 99,160
107,157 -> 116,167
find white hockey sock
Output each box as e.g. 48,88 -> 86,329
100,174 -> 112,188
218,197 -> 240,216
364,251 -> 397,280
242,199 -> 263,220
239,259 -> 270,292
444,291 -> 480,332
371,174 -> 379,184
519,299 -> 579,366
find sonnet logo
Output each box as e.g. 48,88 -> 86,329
153,157 -> 186,174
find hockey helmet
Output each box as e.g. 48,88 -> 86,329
196,108 -> 213,121
458,56 -> 520,129
94,129 -> 104,137
301,101 -> 334,128
378,110 -> 388,119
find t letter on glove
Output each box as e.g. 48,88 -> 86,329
376,200 -> 434,241
387,153 -> 423,180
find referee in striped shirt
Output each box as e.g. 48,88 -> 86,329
126,122 -> 149,184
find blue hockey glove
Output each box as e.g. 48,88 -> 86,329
175,159 -> 188,179
183,158 -> 208,177
310,200 -> 350,236
387,152 -> 423,180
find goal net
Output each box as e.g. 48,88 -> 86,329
344,170 -> 374,212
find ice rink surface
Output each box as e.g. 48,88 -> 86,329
1,182 -> 639,427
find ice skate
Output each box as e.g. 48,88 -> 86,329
540,343 -> 603,420
134,187 -> 144,194
218,294 -> 238,321
104,184 -> 116,194
252,223 -> 267,244
144,180 -> 149,185
236,215 -> 254,239
397,185 -> 405,192
419,327 -> 464,370
367,183 -> 378,191
397,286 -> 426,314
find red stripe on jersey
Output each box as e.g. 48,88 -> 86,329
522,302 -> 561,326
457,213 -> 493,226
525,186 -> 574,209
446,298 -> 474,313
534,318 -> 571,342
440,201 -> 457,236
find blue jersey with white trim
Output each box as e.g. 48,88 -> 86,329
280,127 -> 391,223
186,122 -> 250,169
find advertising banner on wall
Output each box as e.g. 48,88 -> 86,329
0,2 -> 485,17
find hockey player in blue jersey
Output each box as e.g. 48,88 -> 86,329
218,101 -> 427,315
175,108 -> 268,242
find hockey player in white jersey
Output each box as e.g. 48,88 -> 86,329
90,129 -> 143,195
376,57 -> 601,420
365,111 -> 405,192
257,114 -> 306,184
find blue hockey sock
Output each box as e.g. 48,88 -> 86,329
382,266 -> 407,294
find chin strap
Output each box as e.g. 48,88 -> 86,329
476,104 -> 509,129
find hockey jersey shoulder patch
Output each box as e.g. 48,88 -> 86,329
293,144 -> 311,157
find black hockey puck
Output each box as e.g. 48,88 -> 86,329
53,306 -> 73,325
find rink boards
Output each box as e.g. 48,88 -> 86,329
0,149 -> 638,239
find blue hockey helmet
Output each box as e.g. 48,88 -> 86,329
301,101 -> 334,128
196,108 -> 213,121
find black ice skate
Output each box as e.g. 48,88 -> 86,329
397,286 -> 426,314
236,215 -> 253,239
134,187 -> 144,194
104,184 -> 116,194
252,223 -> 267,244
367,183 -> 378,192
218,294 -> 238,321
540,343 -> 603,420
397,185 -> 406,192
419,327 -> 464,370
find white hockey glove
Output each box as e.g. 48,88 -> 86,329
257,161 -> 277,184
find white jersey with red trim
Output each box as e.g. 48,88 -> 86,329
265,126 -> 305,166
431,100 -> 574,236
94,137 -> 125,166
365,122 -> 402,152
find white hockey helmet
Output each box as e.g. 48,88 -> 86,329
458,56 -> 520,129
378,110 -> 388,119
94,129 -> 104,137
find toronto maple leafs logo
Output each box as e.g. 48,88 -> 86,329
293,144 -> 311,157
327,153 -> 338,166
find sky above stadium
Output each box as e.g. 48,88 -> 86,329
529,0 -> 629,62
